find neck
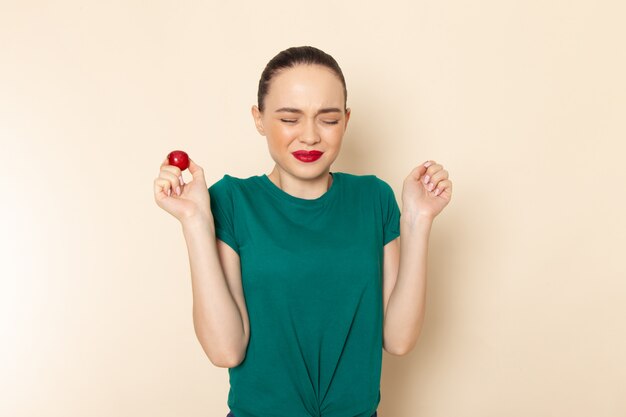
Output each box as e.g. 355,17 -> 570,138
267,167 -> 333,200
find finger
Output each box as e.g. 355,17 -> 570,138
160,156 -> 185,184
422,163 -> 442,185
154,177 -> 172,198
159,169 -> 179,185
159,171 -> 180,196
425,169 -> 448,190
161,164 -> 183,185
433,179 -> 452,196
161,164 -> 181,176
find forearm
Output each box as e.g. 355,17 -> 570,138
383,212 -> 432,355
181,217 -> 245,367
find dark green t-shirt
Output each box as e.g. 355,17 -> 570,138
208,171 -> 401,417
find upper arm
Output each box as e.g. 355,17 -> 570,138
382,236 -> 400,352
216,238 -> 250,363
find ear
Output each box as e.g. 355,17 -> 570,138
344,107 -> 351,131
251,105 -> 266,136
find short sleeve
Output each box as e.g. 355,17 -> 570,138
377,177 -> 401,246
207,175 -> 240,254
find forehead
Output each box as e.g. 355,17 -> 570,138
266,64 -> 344,107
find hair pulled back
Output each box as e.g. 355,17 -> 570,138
257,46 -> 347,113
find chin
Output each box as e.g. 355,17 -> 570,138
288,164 -> 331,180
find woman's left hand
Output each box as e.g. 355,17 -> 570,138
401,160 -> 453,220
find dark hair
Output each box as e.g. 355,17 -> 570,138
257,46 -> 347,113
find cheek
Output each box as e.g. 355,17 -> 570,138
267,124 -> 293,139
325,127 -> 344,142
266,127 -> 297,149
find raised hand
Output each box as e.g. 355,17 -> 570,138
401,160 -> 452,220
153,156 -> 212,224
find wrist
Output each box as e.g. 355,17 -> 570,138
401,210 -> 434,228
181,213 -> 214,233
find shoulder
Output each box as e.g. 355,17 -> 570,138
336,172 -> 394,195
207,174 -> 259,225
208,173 -> 258,194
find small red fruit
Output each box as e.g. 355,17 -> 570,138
167,150 -> 189,171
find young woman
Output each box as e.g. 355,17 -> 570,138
154,46 -> 452,417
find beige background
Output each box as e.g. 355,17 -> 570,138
1,1 -> 624,416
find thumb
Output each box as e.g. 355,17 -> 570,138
408,163 -> 428,181
187,158 -> 206,182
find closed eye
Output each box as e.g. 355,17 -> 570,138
280,119 -> 339,125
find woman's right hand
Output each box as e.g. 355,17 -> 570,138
154,156 -> 212,224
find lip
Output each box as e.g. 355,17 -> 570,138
292,150 -> 323,162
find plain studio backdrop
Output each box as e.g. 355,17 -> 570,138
1,1 -> 624,416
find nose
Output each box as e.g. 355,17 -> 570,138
299,119 -> 321,145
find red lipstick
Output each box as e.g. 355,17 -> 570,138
292,150 -> 323,163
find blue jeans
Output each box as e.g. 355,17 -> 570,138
226,411 -> 377,417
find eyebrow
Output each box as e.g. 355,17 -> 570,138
274,107 -> 343,115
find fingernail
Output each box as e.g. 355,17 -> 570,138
167,188 -> 171,197
176,186 -> 181,196
423,175 -> 430,184
435,188 -> 441,196
424,161 -> 432,167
